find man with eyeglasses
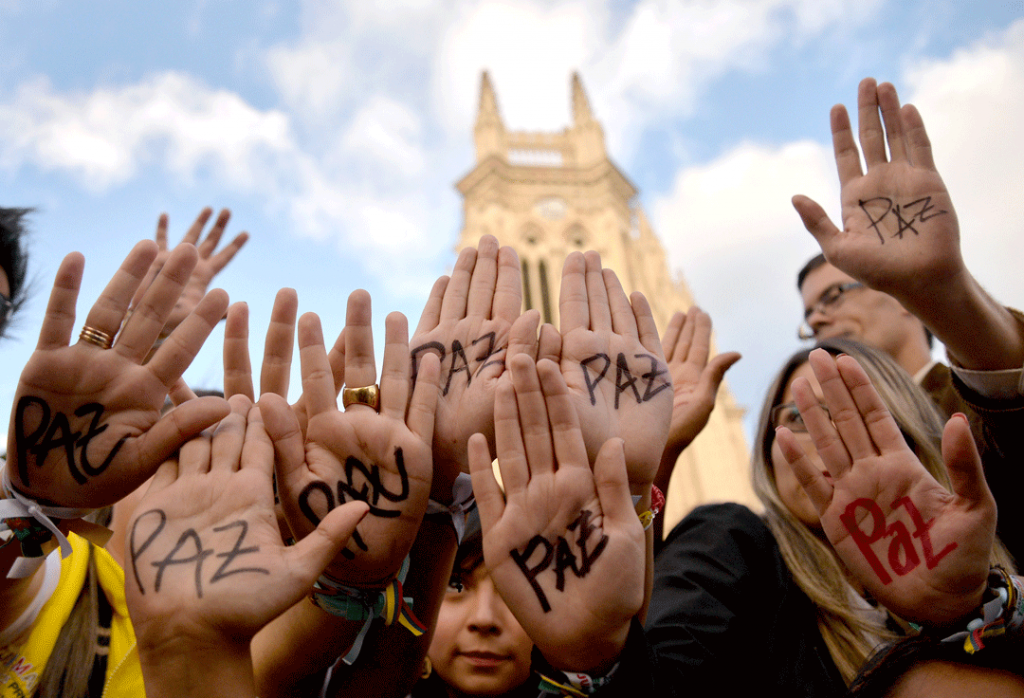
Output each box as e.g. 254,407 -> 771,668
791,77 -> 1024,561
795,254 -> 958,411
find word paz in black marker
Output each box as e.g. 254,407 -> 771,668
411,332 -> 505,395
510,509 -> 608,612
14,397 -> 127,487
857,196 -> 948,244
129,509 -> 269,597
580,353 -> 670,408
297,447 -> 410,559
840,496 -> 957,585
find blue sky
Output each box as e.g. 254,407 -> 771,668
1,0 -> 1022,444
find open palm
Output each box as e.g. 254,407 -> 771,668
776,350 -> 995,625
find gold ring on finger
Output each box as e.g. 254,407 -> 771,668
79,325 -> 114,350
342,384 -> 380,412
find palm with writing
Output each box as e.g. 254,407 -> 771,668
261,290 -> 440,587
470,356 -> 644,673
558,251 -> 672,489
792,78 -> 962,299
133,207 -> 249,338
775,349 -> 995,625
410,235 -> 522,485
125,395 -> 368,652
7,241 -> 230,508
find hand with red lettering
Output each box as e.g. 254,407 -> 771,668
8,241 -> 231,508
410,235 -> 521,490
261,290 -> 441,586
657,307 -> 741,491
470,355 -> 644,673
223,288 -> 346,438
775,349 -> 995,625
558,251 -> 672,490
132,207 -> 248,341
126,396 -> 368,698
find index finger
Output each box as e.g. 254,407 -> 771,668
223,302 -> 255,400
260,288 -> 297,398
466,235 -> 499,319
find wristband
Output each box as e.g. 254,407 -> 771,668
310,556 -> 426,664
939,567 -> 1024,654
424,472 -> 475,544
534,644 -> 620,697
0,466 -> 94,578
636,485 -> 664,531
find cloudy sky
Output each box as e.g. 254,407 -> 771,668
1,0 -> 1021,444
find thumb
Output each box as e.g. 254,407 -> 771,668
700,352 -> 741,392
592,438 -> 637,531
941,413 -> 994,509
287,501 -> 370,583
792,195 -> 840,244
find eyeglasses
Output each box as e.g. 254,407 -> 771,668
797,282 -> 864,340
770,402 -> 830,433
0,294 -> 12,333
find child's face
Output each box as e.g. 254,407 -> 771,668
428,562 -> 533,696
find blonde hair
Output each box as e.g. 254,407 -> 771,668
751,338 -> 1013,684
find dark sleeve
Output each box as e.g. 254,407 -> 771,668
644,503 -> 807,695
947,369 -> 1024,567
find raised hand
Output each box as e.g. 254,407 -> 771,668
558,251 -> 672,489
660,307 -> 741,466
222,288 -> 346,438
469,355 -> 644,673
125,396 -> 367,693
775,349 -> 995,625
410,235 -> 521,483
8,241 -> 230,508
133,207 -> 249,338
261,290 -> 441,586
792,78 -> 961,299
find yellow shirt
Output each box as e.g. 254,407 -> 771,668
0,533 -> 145,697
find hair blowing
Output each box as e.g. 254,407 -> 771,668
750,338 -> 1014,684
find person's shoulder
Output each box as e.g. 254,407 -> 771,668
665,502 -> 770,544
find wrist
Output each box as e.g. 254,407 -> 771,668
137,631 -> 254,698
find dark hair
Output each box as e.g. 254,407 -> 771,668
796,253 -> 828,291
0,207 -> 31,337
449,509 -> 484,589
796,253 -> 932,349
849,631 -> 1024,696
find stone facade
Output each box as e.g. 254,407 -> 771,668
455,72 -> 759,529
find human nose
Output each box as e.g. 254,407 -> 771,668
798,306 -> 831,340
467,578 -> 503,634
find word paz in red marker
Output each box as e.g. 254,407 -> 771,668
839,497 -> 957,585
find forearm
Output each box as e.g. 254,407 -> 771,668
899,269 -> 1024,371
325,517 -> 458,698
252,597 -> 365,698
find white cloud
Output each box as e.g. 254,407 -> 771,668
0,72 -> 296,191
337,95 -> 426,177
903,19 -> 1024,307
653,139 -> 838,264
433,0 -> 607,136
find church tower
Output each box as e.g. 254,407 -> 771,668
456,72 -> 758,527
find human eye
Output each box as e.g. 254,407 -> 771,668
820,285 -> 843,307
786,408 -> 806,429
